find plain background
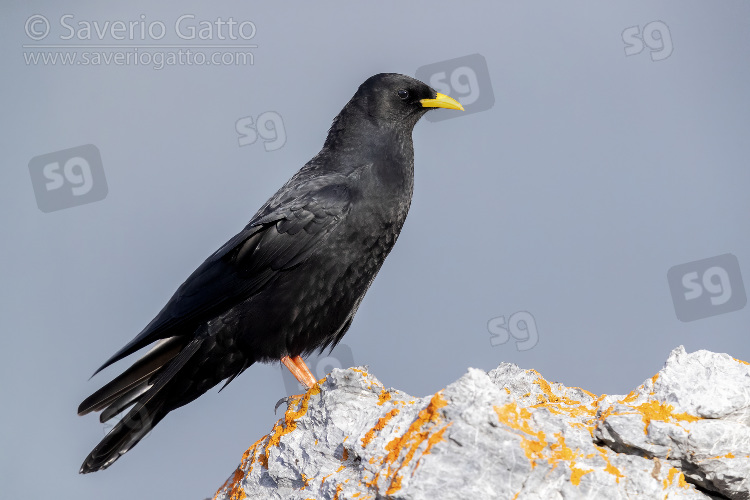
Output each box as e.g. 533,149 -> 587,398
2,2 -> 748,499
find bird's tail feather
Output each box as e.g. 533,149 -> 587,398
79,392 -> 167,473
99,382 -> 152,423
78,336 -> 187,417
79,338 -> 202,473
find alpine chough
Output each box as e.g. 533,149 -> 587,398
77,73 -> 463,473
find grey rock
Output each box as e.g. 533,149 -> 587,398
594,346 -> 750,499
212,347 -> 749,499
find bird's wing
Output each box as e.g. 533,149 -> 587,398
92,177 -> 352,375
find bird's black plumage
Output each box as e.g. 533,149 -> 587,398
77,73 -> 462,473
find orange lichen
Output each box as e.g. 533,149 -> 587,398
548,433 -> 574,463
595,385 -> 701,441
570,466 -> 593,485
633,400 -> 699,435
383,393 -> 447,463
549,433 -> 595,485
390,398 -> 416,406
663,467 -> 689,489
421,424 -> 449,457
219,467 -> 247,500
494,403 -> 548,465
214,434 -> 269,500
350,368 -> 378,389
531,393 -> 597,421
377,389 -> 392,405
260,383 -> 321,468
678,472 -> 689,488
529,370 -> 583,407
362,392 -> 450,494
299,473 -> 311,490
342,447 -> 349,461
522,372 -> 606,436
332,483 -> 344,500
733,357 -> 749,366
412,424 -> 450,474
531,373 -> 561,402
596,403 -> 616,424
361,408 -> 400,448
494,401 -> 626,487
620,390 -> 638,403
383,393 -> 451,494
594,446 -> 624,483
617,374 -> 658,405
387,475 -> 403,494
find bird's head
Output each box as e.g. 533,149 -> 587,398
353,73 -> 463,128
323,73 -> 463,151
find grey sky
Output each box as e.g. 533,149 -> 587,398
2,2 -> 748,499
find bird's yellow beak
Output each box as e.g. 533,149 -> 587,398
420,93 -> 464,111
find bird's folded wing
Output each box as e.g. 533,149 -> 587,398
92,178 -> 352,375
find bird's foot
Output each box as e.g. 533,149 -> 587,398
274,384 -> 326,414
275,356 -> 321,414
274,396 -> 292,414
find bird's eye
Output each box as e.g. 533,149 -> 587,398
397,89 -> 409,100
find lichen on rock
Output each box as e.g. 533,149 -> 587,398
213,347 -> 750,500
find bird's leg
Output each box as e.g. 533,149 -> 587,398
276,356 -> 319,413
281,355 -> 317,389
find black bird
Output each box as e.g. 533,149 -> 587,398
77,73 -> 463,473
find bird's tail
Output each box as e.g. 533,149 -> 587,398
78,337 -> 203,473
79,389 -> 168,473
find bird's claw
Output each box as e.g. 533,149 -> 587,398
274,396 -> 292,414
274,384 -> 325,414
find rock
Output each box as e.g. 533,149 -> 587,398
212,347 -> 750,499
